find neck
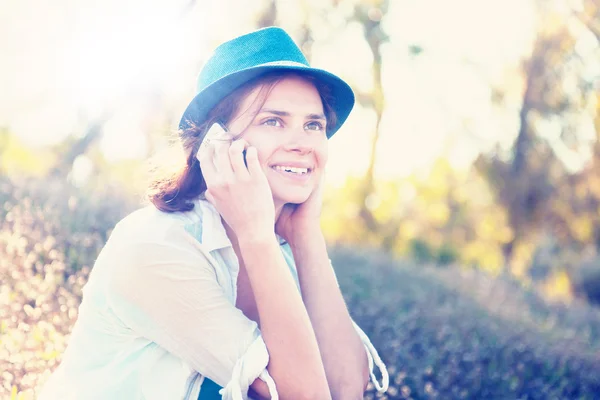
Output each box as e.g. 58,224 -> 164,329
273,199 -> 285,223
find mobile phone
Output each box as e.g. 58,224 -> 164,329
206,122 -> 230,140
206,122 -> 247,167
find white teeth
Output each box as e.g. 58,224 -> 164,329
273,165 -> 309,174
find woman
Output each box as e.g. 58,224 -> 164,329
38,27 -> 388,400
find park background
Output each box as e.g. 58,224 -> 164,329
1,0 -> 600,398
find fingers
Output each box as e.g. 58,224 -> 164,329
204,189 -> 216,206
213,139 -> 238,181
198,136 -> 253,188
245,146 -> 264,178
229,139 -> 250,177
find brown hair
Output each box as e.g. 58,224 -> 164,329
147,71 -> 338,213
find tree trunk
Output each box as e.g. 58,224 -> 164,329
354,3 -> 388,238
257,0 -> 277,28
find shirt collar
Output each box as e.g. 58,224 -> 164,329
191,195 -> 233,252
188,194 -> 287,252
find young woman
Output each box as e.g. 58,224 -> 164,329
38,27 -> 388,400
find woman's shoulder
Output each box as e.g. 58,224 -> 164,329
109,199 -> 205,246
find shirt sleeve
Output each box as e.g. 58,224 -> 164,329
105,224 -> 278,400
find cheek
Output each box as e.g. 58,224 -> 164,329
316,142 -> 328,167
252,142 -> 278,167
239,132 -> 272,161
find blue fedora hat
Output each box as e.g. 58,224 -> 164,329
179,27 -> 355,138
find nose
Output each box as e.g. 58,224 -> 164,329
282,126 -> 314,154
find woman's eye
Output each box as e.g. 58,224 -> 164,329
305,121 -> 324,131
262,118 -> 281,127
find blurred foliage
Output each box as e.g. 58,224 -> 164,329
571,258 -> 600,306
0,175 -> 137,398
0,130 -> 56,178
2,176 -> 600,398
474,0 -> 600,277
320,0 -> 600,305
323,159 -> 512,275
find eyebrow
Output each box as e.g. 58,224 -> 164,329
259,108 -> 326,120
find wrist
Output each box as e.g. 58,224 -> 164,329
289,228 -> 325,251
237,229 -> 278,247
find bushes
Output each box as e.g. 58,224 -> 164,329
2,176 -> 600,399
331,247 -> 600,399
408,239 -> 458,266
571,259 -> 600,306
0,176 -> 137,398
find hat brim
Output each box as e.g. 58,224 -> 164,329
179,62 -> 354,138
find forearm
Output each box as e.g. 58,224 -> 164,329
237,232 -> 330,399
290,230 -> 369,399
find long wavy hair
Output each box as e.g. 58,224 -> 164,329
147,71 -> 338,213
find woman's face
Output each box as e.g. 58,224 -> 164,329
228,76 -> 328,208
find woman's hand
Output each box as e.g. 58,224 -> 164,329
275,176 -> 325,245
197,137 -> 275,239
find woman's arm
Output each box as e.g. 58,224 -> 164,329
235,230 -> 331,400
197,140 -> 330,399
289,229 -> 370,400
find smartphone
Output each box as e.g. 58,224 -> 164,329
206,122 -> 230,140
206,122 -> 247,167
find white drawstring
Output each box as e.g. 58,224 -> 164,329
352,320 -> 390,392
260,370 -> 279,400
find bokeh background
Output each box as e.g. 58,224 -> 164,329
2,0 -> 600,398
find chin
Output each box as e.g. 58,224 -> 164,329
273,187 -> 312,205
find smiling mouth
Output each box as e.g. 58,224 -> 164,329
271,165 -> 312,175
